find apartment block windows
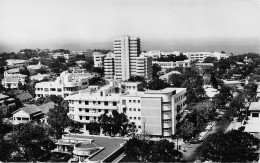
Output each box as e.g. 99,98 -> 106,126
104,102 -> 108,106
129,100 -> 132,103
138,100 -> 140,103
86,116 -> 89,120
105,110 -> 108,113
98,101 -> 101,104
79,108 -> 82,112
57,88 -> 62,92
80,116 -> 82,120
79,100 -> 81,104
129,108 -> 132,111
133,100 -> 136,103
50,88 -> 56,91
85,109 -> 89,112
113,102 -> 117,106
133,108 -> 136,111
85,101 -> 89,105
252,113 -> 259,117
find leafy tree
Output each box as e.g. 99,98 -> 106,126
152,64 -> 161,78
19,66 -> 30,77
203,57 -> 218,63
210,73 -> 218,89
124,138 -> 182,162
0,82 -> 6,93
186,101 -> 215,127
168,74 -> 184,87
197,130 -> 259,162
148,139 -> 183,162
11,122 -> 55,161
87,121 -> 100,135
47,105 -> 71,139
98,110 -> 137,137
178,121 -> 197,141
0,139 -> 16,161
69,120 -> 82,133
146,78 -> 170,90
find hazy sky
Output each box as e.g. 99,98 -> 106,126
0,0 -> 260,54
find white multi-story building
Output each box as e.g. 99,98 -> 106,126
142,51 -> 181,59
66,81 -> 186,138
63,53 -> 73,60
183,52 -> 228,62
104,35 -> 152,81
6,59 -> 28,68
152,60 -> 191,70
93,52 -> 106,68
35,71 -> 91,99
104,53 -> 115,80
114,35 -> 141,80
2,68 -> 27,89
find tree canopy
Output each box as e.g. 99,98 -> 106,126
47,105 -> 71,139
11,122 -> 55,161
197,130 -> 259,162
123,138 -> 182,162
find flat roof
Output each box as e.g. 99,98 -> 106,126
249,102 -> 260,111
62,135 -> 127,161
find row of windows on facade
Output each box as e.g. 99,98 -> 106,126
37,88 -> 79,92
175,94 -> 185,103
70,100 -> 118,106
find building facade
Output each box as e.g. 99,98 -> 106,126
35,71 -> 91,99
66,81 -> 186,138
152,60 -> 191,70
183,52 -> 228,62
93,52 -> 106,68
104,35 -> 152,81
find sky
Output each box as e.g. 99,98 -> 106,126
0,0 -> 260,54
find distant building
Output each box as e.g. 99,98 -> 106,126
93,52 -> 106,68
0,94 -> 16,116
52,53 -> 64,59
153,60 -> 190,70
75,60 -> 87,67
183,52 -> 228,62
104,35 -> 152,81
195,63 -> 214,69
6,59 -> 28,68
30,73 -> 51,81
159,71 -> 181,82
16,92 -> 33,104
35,71 -> 92,99
27,62 -> 49,71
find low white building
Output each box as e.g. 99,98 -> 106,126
27,62 -> 49,71
12,105 -> 42,125
93,52 -> 106,68
30,73 -> 51,81
152,60 -> 190,70
66,81 -> 187,138
244,102 -> 260,137
6,59 -> 28,68
35,71 -> 91,99
183,52 -> 228,62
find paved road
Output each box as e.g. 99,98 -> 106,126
181,119 -> 232,162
